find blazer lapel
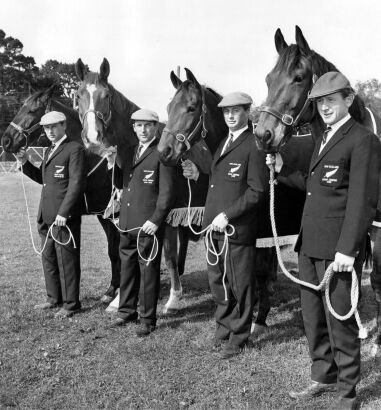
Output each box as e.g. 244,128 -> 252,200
310,119 -> 354,171
214,131 -> 250,165
45,140 -> 66,165
132,139 -> 158,168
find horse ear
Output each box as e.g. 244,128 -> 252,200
170,71 -> 182,89
295,25 -> 311,55
100,58 -> 110,82
184,68 -> 200,87
75,58 -> 86,80
275,28 -> 288,54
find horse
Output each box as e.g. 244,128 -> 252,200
254,25 -> 381,353
74,58 -> 211,314
157,67 -> 308,332
1,84 -> 122,304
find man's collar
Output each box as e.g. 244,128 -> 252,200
230,125 -> 248,139
52,134 -> 67,148
329,114 -> 351,134
139,136 -> 156,148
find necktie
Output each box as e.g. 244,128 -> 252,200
221,133 -> 234,156
322,126 -> 332,144
47,143 -> 56,160
134,144 -> 143,163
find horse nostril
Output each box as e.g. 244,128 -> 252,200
264,130 -> 273,144
2,136 -> 11,150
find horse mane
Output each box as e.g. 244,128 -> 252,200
276,44 -> 367,124
107,82 -> 140,117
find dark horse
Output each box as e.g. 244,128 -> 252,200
1,84 -> 121,303
255,25 -> 381,353
74,58 -> 212,313
157,67 -> 307,331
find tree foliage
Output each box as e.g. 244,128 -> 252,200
355,79 -> 381,114
0,29 -> 38,94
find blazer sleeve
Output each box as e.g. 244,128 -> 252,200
336,134 -> 381,257
224,144 -> 268,220
149,163 -> 176,226
57,145 -> 86,218
21,160 -> 43,185
276,164 -> 308,191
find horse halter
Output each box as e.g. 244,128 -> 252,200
162,86 -> 208,151
9,98 -> 53,148
79,94 -> 113,130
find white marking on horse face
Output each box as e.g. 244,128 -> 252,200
85,84 -> 99,144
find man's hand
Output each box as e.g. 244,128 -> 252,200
14,147 -> 28,165
266,153 -> 283,173
333,252 -> 355,272
104,146 -> 117,169
142,220 -> 158,235
211,212 -> 229,232
54,215 -> 67,227
181,159 -> 199,181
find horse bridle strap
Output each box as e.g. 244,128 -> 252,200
80,108 -> 113,130
163,86 -> 208,151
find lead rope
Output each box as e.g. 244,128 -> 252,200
20,163 -> 76,255
185,177 -> 235,300
108,162 -> 158,266
269,164 -> 367,338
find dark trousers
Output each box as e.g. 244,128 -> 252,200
298,252 -> 362,399
118,231 -> 163,325
370,226 -> 381,298
208,239 -> 256,347
38,218 -> 81,311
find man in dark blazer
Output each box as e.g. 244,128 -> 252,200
15,111 -> 86,318
183,92 -> 268,359
108,109 -> 176,336
268,72 -> 381,410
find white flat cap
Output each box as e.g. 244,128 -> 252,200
40,111 -> 66,125
131,109 -> 159,122
217,92 -> 253,108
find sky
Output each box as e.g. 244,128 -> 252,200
1,0 -> 381,119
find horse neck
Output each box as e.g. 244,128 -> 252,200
50,98 -> 82,143
203,89 -> 227,154
109,85 -> 140,148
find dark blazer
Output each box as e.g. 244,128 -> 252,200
278,118 -> 381,260
203,129 -> 269,245
113,138 -> 176,233
22,138 -> 86,224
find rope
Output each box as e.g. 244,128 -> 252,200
20,163 -> 76,255
268,164 -> 367,339
186,177 -> 235,300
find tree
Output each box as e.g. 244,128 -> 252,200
0,29 -> 38,94
355,79 -> 381,115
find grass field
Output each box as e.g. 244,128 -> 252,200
1,173 -> 380,410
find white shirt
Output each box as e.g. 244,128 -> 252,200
319,115 -> 351,154
137,136 -> 156,158
47,135 -> 67,159
221,125 -> 248,154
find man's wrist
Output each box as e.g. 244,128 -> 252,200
222,212 -> 229,222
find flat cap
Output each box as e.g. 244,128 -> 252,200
217,92 -> 253,108
309,71 -> 354,99
131,109 -> 159,122
40,111 -> 66,125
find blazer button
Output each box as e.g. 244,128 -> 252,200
127,203 -> 130,206
210,184 -> 214,188
307,192 -> 311,196
127,188 -> 130,191
130,174 -> 132,178
311,171 -> 314,176
43,183 -> 46,186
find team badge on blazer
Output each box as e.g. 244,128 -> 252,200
54,165 -> 65,178
227,162 -> 242,179
320,162 -> 343,187
142,169 -> 155,184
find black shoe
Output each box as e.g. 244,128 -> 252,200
34,302 -> 59,310
109,313 -> 138,327
211,338 -> 228,352
328,397 -> 358,410
289,381 -> 337,399
220,343 -> 241,359
54,308 -> 80,319
136,323 -> 156,337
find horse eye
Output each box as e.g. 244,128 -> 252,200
294,75 -> 303,83
188,107 -> 196,113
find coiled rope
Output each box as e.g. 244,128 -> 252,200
269,164 -> 367,339
186,177 -> 235,300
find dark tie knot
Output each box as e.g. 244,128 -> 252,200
322,126 -> 332,144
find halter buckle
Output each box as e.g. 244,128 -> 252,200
281,114 -> 294,126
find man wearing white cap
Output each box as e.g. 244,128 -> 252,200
267,72 -> 381,409
15,111 -> 86,318
183,92 -> 268,358
106,109 -> 176,336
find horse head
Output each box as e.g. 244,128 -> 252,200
1,84 -> 59,153
75,58 -> 114,149
158,68 -> 223,166
255,26 -> 319,152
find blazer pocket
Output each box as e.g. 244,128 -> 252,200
224,160 -> 246,181
319,160 -> 344,188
